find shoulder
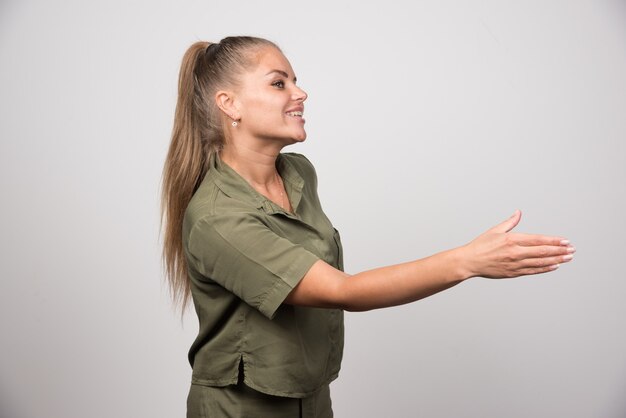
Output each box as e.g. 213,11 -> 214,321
184,171 -> 220,221
183,171 -> 258,237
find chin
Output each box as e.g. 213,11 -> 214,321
292,129 -> 307,142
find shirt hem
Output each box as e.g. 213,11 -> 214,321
190,376 -> 239,388
190,372 -> 339,399
244,371 -> 340,399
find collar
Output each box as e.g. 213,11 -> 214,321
209,152 -> 304,215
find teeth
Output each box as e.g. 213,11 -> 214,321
287,111 -> 303,117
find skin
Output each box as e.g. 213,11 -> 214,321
214,46 -> 576,312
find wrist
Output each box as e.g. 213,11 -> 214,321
450,245 -> 475,281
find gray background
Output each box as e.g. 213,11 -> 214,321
1,0 -> 625,417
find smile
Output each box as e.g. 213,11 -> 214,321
286,111 -> 303,117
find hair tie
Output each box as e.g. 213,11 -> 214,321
205,42 -> 220,57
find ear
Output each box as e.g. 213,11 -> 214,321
215,90 -> 240,121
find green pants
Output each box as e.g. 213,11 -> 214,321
186,381 -> 333,418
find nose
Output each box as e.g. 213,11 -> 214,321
293,85 -> 307,103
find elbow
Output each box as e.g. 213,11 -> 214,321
333,274 -> 375,312
322,272 -> 353,311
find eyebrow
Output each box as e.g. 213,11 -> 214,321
265,69 -> 297,82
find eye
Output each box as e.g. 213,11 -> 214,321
272,80 -> 285,89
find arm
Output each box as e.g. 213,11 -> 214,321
285,210 -> 575,311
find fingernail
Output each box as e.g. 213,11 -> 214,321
566,246 -> 576,253
560,240 -> 570,245
550,264 -> 560,270
563,254 -> 574,261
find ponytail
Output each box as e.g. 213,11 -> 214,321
161,41 -> 210,311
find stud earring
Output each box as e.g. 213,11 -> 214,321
232,121 -> 238,127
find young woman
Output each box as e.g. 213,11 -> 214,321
161,36 -> 575,418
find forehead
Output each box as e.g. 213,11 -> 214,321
248,46 -> 295,76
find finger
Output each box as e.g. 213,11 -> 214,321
516,244 -> 576,259
516,264 -> 561,277
487,209 -> 522,234
510,233 -> 571,247
517,253 -> 574,269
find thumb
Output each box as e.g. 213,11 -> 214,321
488,209 -> 522,234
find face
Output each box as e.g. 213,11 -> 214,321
231,47 -> 308,145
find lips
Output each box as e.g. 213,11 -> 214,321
285,106 -> 305,122
286,105 -> 303,115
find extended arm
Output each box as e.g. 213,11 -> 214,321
285,210 -> 575,311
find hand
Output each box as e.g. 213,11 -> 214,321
460,210 -> 575,279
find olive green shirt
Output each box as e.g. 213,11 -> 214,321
183,152 -> 344,398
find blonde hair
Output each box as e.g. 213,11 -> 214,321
161,36 -> 278,311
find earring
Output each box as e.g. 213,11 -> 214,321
232,121 -> 238,127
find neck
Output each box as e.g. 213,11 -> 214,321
220,141 -> 282,187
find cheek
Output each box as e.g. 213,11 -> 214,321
243,95 -> 277,115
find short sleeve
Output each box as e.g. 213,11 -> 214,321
186,213 -> 320,319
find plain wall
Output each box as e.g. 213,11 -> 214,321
1,1 -> 625,417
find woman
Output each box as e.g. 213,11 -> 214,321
161,36 -> 574,418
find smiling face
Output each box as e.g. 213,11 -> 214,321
231,46 -> 308,146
